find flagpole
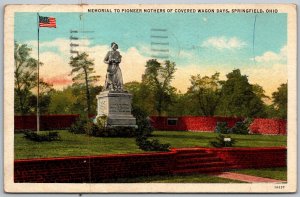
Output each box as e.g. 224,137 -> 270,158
37,13 -> 40,133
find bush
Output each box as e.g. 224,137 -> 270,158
136,135 -> 170,152
69,106 -> 153,138
132,106 -> 153,136
210,134 -> 235,148
24,131 -> 61,142
229,122 -> 248,134
215,122 -> 230,134
69,116 -> 89,134
229,118 -> 252,135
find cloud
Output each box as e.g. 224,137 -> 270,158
202,36 -> 247,50
254,45 -> 287,63
23,39 -> 149,90
21,38 -> 287,97
243,63 -> 287,97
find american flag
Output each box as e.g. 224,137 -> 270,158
39,16 -> 56,28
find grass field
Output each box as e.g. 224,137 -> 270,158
14,130 -> 287,159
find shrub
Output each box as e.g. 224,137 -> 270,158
136,135 -> 170,152
229,118 -> 252,135
93,126 -> 136,137
210,134 -> 235,148
69,116 -> 89,134
215,122 -> 230,134
229,122 -> 247,134
24,131 -> 61,142
132,106 -> 153,136
69,106 -> 153,138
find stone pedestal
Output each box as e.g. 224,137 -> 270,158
96,91 -> 137,127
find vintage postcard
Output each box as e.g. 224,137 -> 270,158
4,4 -> 297,193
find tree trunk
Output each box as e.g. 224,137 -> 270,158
84,68 -> 90,116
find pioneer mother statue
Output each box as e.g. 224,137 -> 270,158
103,42 -> 123,91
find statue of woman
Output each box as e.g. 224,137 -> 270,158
103,42 -> 123,91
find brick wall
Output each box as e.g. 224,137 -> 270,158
14,147 -> 286,183
15,115 -> 287,135
15,115 -> 81,131
14,151 -> 176,183
150,116 -> 243,132
150,116 -> 287,135
250,118 -> 287,135
206,147 -> 287,169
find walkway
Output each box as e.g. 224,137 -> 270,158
215,172 -> 286,183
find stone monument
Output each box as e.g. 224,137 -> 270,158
96,42 -> 137,128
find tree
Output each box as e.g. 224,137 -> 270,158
216,69 -> 266,117
252,83 -> 270,102
48,85 -> 102,115
69,52 -> 100,116
14,42 -> 53,115
187,72 -> 221,116
14,42 -> 38,114
142,59 -> 176,116
272,83 -> 287,119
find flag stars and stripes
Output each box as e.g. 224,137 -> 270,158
39,16 -> 56,28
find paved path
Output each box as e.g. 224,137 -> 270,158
216,172 -> 286,183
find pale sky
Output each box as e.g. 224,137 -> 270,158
15,12 -> 287,96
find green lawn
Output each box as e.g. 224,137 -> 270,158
231,167 -> 287,181
151,131 -> 287,148
14,130 -> 286,159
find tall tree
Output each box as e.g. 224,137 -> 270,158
216,69 -> 266,117
272,83 -> 287,119
142,59 -> 176,116
69,52 -> 100,116
187,72 -> 221,116
14,42 -> 37,114
15,42 -> 53,115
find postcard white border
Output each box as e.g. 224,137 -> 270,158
4,4 -> 297,193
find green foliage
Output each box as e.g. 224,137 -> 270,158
216,69 -> 266,118
69,116 -> 89,134
69,115 -> 137,137
48,85 -> 102,115
69,52 -> 100,115
272,83 -> 287,119
215,119 -> 252,135
142,59 -> 177,116
210,134 -> 236,148
135,135 -> 170,152
214,122 -> 230,134
187,72 -> 221,116
24,131 -> 61,142
14,41 -> 53,115
230,118 -> 252,135
132,106 -> 153,136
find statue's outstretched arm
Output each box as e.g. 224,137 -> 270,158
104,52 -> 110,64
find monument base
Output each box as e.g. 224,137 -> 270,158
96,91 -> 137,128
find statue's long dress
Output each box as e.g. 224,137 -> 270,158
104,51 -> 123,91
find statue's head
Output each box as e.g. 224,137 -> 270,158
111,42 -> 118,51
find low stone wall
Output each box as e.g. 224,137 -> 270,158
14,115 -> 80,131
150,116 -> 287,135
15,115 -> 287,135
14,147 -> 286,183
206,147 -> 287,169
14,151 -> 176,183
